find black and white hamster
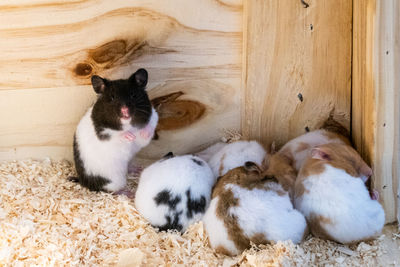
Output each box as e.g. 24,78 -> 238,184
71,68 -> 158,193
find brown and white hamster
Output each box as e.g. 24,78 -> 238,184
203,162 -> 307,256
294,143 -> 385,244
71,69 -> 158,193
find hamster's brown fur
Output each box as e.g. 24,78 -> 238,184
295,142 -> 311,153
262,153 -> 297,199
321,113 -> 350,140
295,143 -> 372,198
307,213 -> 335,241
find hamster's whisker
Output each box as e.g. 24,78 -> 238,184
134,108 -> 151,115
134,94 -> 147,102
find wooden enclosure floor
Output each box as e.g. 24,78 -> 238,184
0,159 -> 398,266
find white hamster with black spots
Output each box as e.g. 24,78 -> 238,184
135,153 -> 215,232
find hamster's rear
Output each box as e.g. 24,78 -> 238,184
203,162 -> 307,256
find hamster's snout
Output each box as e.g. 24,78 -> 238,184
121,106 -> 130,119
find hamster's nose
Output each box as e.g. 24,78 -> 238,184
121,106 -> 130,117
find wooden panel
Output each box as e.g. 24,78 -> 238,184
242,0 -> 352,149
353,0 -> 399,223
352,0 -> 376,166
0,0 -> 242,161
0,86 -> 94,160
374,0 -> 400,225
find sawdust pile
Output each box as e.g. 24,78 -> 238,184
0,159 -> 387,266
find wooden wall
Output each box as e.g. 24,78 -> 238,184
0,0 -> 242,161
353,0 -> 400,223
242,0 -> 352,148
0,0 -> 353,161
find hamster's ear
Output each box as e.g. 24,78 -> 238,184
244,161 -> 262,174
130,68 -> 148,88
261,155 -> 270,170
91,75 -> 106,94
311,147 -> 331,161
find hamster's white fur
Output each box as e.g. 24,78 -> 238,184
228,184 -> 307,243
207,141 -> 267,177
279,129 -> 345,171
195,142 -> 227,162
135,155 -> 215,232
75,107 -> 158,192
203,181 -> 307,255
294,164 -> 385,243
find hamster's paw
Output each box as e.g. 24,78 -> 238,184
123,131 -> 136,142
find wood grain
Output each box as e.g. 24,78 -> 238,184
353,0 -> 400,223
141,78 -> 239,159
352,0 -> 376,173
241,0 -> 352,150
151,92 -> 206,131
0,0 -> 242,161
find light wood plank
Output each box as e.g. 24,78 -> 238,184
373,0 -> 399,224
242,0 -> 352,149
0,0 -> 242,161
353,0 -> 399,223
0,1 -> 242,89
0,0 -> 241,31
352,0 -> 376,171
0,86 -> 94,161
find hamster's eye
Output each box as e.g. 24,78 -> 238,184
109,92 -> 115,101
262,175 -> 277,182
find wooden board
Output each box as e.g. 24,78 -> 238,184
352,0 -> 376,167
0,0 -> 243,161
353,0 -> 400,223
241,0 -> 352,149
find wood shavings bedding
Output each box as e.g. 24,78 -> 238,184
0,159 -> 393,266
